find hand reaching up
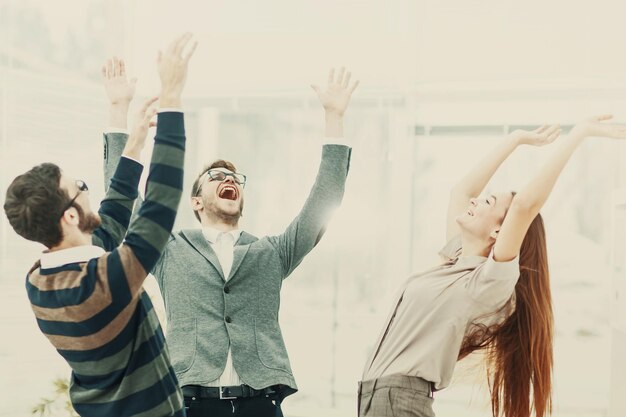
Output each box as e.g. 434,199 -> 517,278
123,96 -> 159,160
102,57 -> 137,106
158,33 -> 197,107
311,67 -> 359,118
571,115 -> 626,139
510,124 -> 561,146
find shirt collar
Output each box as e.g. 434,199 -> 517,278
202,227 -> 242,244
454,254 -> 488,268
40,245 -> 106,269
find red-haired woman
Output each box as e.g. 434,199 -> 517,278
359,116 -> 626,417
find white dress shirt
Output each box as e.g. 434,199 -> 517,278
101,125 -> 348,387
202,227 -> 243,387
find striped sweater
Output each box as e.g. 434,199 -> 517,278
26,112 -> 186,417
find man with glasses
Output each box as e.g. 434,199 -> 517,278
103,68 -> 359,416
3,34 -> 196,416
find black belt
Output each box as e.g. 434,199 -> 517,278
182,384 -> 280,400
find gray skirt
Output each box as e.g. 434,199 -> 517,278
358,375 -> 436,417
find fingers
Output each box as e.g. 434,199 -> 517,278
140,96 -> 159,114
592,114 -> 613,122
343,71 -> 351,89
166,33 -> 188,55
114,57 -> 120,77
139,101 -> 158,130
546,127 -> 562,143
336,67 -> 346,86
535,124 -> 560,144
173,33 -> 193,56
144,107 -> 158,122
103,57 -> 128,79
183,40 -> 198,63
349,79 -> 360,94
543,124 -> 560,137
326,67 -> 358,93
310,84 -> 321,95
163,32 -> 195,61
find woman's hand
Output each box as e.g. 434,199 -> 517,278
510,124 -> 561,146
571,115 -> 626,139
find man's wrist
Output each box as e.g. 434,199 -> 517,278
122,141 -> 143,161
324,113 -> 344,138
109,100 -> 131,109
159,92 -> 182,109
325,112 -> 344,121
109,104 -> 129,129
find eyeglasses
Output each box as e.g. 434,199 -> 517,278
195,169 -> 246,196
59,180 -> 89,219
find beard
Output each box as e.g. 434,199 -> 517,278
204,196 -> 244,226
74,205 -> 101,234
79,213 -> 102,234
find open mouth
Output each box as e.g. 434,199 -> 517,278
218,184 -> 238,201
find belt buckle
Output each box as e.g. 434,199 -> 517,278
219,386 -> 237,400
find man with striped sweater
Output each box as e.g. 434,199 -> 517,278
3,33 -> 196,417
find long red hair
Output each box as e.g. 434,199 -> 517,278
459,213 -> 553,417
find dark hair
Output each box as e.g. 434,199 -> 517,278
459,213 -> 553,417
191,159 -> 238,222
4,163 -> 72,248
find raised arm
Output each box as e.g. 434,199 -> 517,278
494,115 -> 626,261
446,125 -> 561,242
110,33 -> 196,296
103,57 -> 136,182
269,68 -> 358,277
92,58 -> 148,251
311,67 -> 359,138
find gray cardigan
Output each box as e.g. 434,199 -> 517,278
104,132 -> 351,397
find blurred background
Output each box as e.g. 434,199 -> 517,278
1,0 -> 626,416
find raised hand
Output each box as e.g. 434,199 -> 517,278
157,33 -> 197,107
102,57 -> 137,106
311,67 -> 360,117
571,115 -> 626,139
510,124 -> 561,146
132,97 -> 159,142
123,96 -> 159,160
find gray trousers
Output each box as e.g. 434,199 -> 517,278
358,375 -> 436,417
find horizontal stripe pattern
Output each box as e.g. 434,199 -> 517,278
93,157 -> 143,251
26,112 -> 186,416
30,260 -> 111,323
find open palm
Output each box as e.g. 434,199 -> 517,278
311,67 -> 359,117
102,57 -> 136,105
511,124 -> 561,146
573,115 -> 626,139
